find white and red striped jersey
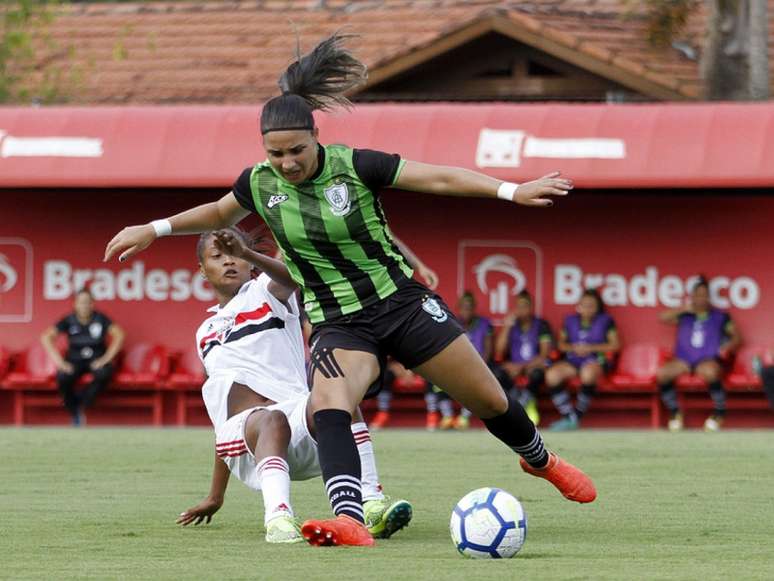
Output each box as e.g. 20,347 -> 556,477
195,274 -> 308,429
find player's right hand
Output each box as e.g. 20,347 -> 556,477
103,224 -> 157,263
57,360 -> 74,374
176,497 -> 223,526
212,229 -> 247,259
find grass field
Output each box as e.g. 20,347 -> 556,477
2,428 -> 773,580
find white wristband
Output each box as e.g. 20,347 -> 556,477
497,182 -> 519,201
150,219 -> 172,238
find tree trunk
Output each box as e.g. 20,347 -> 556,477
748,0 -> 770,99
701,0 -> 770,100
702,0 -> 749,100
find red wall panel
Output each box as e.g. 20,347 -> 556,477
0,189 -> 770,356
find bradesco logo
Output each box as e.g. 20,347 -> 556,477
0,238 -> 33,322
43,260 -> 214,302
554,265 -> 760,310
458,241 -> 542,324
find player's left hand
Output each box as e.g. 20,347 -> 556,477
212,229 -> 247,259
514,172 -> 573,207
177,497 -> 223,526
90,357 -> 108,371
417,264 -> 439,290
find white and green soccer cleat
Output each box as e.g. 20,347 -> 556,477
265,514 -> 304,544
363,497 -> 413,539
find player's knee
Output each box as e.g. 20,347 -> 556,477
656,367 -> 673,384
260,410 -> 291,438
698,364 -> 721,383
475,390 -> 508,418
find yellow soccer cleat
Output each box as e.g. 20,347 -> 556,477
265,514 -> 304,544
363,497 -> 413,539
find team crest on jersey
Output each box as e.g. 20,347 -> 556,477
323,182 -> 351,217
267,194 -> 288,209
89,322 -> 103,339
422,297 -> 448,323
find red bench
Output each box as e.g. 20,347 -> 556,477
164,348 -> 206,426
0,343 -> 169,426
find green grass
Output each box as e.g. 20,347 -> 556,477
2,428 -> 774,580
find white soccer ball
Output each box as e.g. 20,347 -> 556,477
450,487 -> 527,559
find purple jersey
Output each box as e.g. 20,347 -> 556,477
508,318 -> 551,363
564,313 -> 615,368
465,316 -> 493,359
674,309 -> 730,366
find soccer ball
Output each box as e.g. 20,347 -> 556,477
450,487 -> 527,559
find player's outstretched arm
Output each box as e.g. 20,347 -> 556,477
104,192 -> 250,263
177,453 -> 231,526
392,235 -> 439,290
393,161 -> 572,207
211,230 -> 298,302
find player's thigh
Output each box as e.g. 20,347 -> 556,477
413,335 -> 507,419
546,361 -> 576,386
579,362 -> 603,384
695,359 -> 722,382
657,359 -> 690,383
244,408 -> 291,457
309,349 -> 380,414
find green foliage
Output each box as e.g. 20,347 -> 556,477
2,428 -> 774,580
0,0 -> 72,104
625,0 -> 700,47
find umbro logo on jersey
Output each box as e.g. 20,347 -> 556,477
267,194 -> 289,209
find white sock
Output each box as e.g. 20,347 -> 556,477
439,399 -> 454,418
351,422 -> 384,502
257,456 -> 292,525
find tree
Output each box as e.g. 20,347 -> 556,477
0,0 -> 67,104
636,0 -> 770,101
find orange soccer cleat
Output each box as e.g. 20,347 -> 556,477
520,452 -> 597,503
301,515 -> 375,547
370,411 -> 390,430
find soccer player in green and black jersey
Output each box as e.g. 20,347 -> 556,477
105,33 -> 596,547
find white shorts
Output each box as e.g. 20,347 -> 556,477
214,395 -> 320,491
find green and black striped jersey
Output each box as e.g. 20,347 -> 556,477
233,144 -> 414,324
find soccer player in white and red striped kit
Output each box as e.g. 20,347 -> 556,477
176,228 -> 411,543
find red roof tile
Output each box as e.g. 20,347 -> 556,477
16,0 -> 774,104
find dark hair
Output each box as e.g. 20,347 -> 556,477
196,227 -> 254,263
459,291 -> 476,306
691,275 -> 710,293
516,290 -> 533,304
75,287 -> 92,299
260,33 -> 368,135
581,287 -> 605,313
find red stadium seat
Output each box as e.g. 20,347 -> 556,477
113,344 -> 170,388
393,373 -> 426,394
726,346 -> 765,390
166,348 -> 205,388
1,343 -> 57,389
164,347 -> 206,426
609,343 -> 663,391
0,346 -> 11,380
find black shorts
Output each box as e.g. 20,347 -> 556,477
308,280 -> 465,398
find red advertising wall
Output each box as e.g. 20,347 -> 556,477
0,188 -> 770,355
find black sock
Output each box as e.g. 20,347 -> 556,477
658,381 -> 680,416
761,366 -> 774,410
550,385 -> 577,419
708,380 -> 727,417
526,368 -> 545,399
482,392 -> 549,468
576,383 -> 596,419
313,409 -> 363,522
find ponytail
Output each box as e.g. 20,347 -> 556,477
261,33 -> 367,135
